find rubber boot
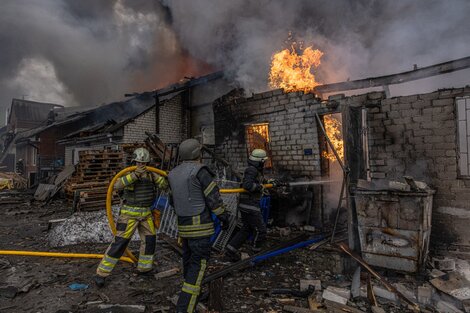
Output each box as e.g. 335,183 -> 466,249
94,275 -> 106,288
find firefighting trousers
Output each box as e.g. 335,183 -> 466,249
176,237 -> 211,313
228,209 -> 267,250
96,213 -> 156,277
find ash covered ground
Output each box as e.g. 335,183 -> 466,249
0,196 -> 442,313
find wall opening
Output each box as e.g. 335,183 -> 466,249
245,122 -> 272,168
318,113 -> 344,224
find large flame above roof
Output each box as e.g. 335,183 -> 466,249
269,39 -> 323,93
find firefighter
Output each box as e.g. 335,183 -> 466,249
168,138 -> 230,313
94,147 -> 168,287
225,148 -> 277,262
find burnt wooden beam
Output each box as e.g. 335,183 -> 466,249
337,242 -> 420,312
314,56 -> 470,94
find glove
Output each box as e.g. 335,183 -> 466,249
261,186 -> 270,196
267,178 -> 280,187
218,213 -> 230,231
134,165 -> 146,178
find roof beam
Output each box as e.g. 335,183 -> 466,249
313,56 -> 470,94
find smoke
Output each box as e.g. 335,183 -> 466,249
163,0 -> 470,91
1,0 -> 470,125
0,0 -> 209,124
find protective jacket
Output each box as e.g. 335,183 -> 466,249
238,159 -> 265,212
96,168 -> 168,277
168,161 -> 226,238
118,171 -> 167,217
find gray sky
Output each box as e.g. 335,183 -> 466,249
1,0 -> 470,125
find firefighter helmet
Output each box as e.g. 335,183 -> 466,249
132,147 -> 150,163
249,149 -> 268,162
179,139 -> 202,161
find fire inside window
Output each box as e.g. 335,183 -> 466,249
245,123 -> 272,168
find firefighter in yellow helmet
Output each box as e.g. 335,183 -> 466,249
94,147 -> 168,287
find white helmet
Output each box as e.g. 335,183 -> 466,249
249,149 -> 268,162
132,147 -> 150,163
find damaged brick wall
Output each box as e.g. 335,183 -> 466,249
122,106 -> 157,144
364,87 -> 470,256
123,93 -> 189,144
213,89 -> 322,178
159,93 -> 189,143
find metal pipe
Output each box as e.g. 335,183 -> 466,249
288,180 -> 340,187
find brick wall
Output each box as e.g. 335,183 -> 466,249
122,106 -> 157,144
213,89 -> 322,177
214,86 -> 470,255
159,93 -> 189,143
122,94 -> 188,145
365,87 -> 470,256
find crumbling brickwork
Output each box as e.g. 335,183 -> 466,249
364,87 -> 470,256
213,89 -> 322,178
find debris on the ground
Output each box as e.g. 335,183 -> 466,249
97,304 -> 146,312
0,172 -> 27,189
338,242 -> 420,311
431,271 -> 470,306
283,305 -> 315,313
302,225 -> 316,232
434,257 -> 457,271
68,283 -> 89,291
154,268 -> 180,279
371,305 -> 386,313
322,286 -> 350,305
0,286 -> 18,299
299,279 -> 321,291
324,299 -> 365,313
430,269 -> 447,278
435,300 -> 465,313
351,266 -> 361,298
417,284 -> 433,305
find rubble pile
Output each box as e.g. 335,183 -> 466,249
0,172 -> 27,190
47,207 -> 140,247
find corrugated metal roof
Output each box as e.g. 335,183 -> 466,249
9,99 -> 63,124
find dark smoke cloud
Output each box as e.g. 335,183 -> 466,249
163,0 -> 470,92
1,0 -> 469,126
0,0 -> 208,125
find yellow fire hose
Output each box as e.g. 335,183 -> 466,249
106,166 -> 273,262
0,250 -> 134,263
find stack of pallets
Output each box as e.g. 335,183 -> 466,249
65,149 -> 126,211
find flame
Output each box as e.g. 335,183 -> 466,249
322,114 -> 344,162
269,44 -> 323,93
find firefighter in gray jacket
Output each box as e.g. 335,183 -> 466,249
168,139 -> 230,313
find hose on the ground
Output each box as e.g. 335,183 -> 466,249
0,250 -> 134,263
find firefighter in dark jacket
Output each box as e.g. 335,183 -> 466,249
168,138 -> 230,313
225,148 -> 276,261
94,148 -> 168,287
